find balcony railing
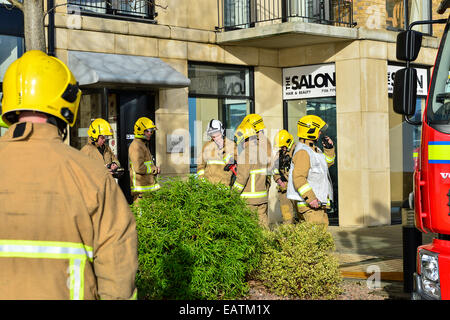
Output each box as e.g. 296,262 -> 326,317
217,0 -> 354,31
68,0 -> 156,21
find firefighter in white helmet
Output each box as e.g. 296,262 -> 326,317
128,117 -> 160,203
0,50 -> 138,299
286,115 -> 335,227
197,119 -> 236,186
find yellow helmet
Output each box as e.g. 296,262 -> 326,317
242,113 -> 265,133
234,120 -> 257,145
274,130 -> 294,149
1,50 -> 81,127
297,115 -> 327,140
88,118 -> 114,141
134,117 -> 156,138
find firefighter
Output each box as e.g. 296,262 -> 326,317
128,116 -> 160,203
232,121 -> 269,229
272,129 -> 297,224
0,50 -> 138,299
196,119 -> 236,186
287,115 -> 335,227
81,118 -> 123,178
242,113 -> 273,192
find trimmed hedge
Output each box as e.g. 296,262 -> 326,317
131,176 -> 263,300
255,223 -> 343,299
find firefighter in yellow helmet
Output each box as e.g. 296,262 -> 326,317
81,118 -> 124,179
0,50 -> 138,299
242,114 -> 273,206
232,121 -> 269,229
286,115 -> 335,227
128,116 -> 160,203
196,119 -> 236,186
271,130 -> 297,224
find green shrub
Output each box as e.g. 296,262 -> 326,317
255,223 -> 343,299
131,176 -> 264,300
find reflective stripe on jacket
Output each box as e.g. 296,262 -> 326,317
287,141 -> 334,204
232,139 -> 268,205
128,138 -> 159,193
197,137 -> 235,185
0,122 -> 138,300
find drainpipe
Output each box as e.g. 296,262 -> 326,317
404,0 -> 409,30
47,0 -> 55,56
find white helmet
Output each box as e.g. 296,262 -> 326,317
207,119 -> 224,136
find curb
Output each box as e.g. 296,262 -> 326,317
340,271 -> 404,282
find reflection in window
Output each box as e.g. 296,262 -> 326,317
69,93 -> 103,150
386,0 -> 431,34
429,29 -> 450,123
188,63 -> 254,173
0,35 -> 24,82
0,34 -> 24,137
188,97 -> 251,173
68,0 -> 151,18
224,0 -> 250,29
286,97 -> 339,224
389,97 -> 424,223
188,63 -> 251,98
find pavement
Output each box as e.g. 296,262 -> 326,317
328,224 -> 435,282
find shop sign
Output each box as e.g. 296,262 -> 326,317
387,64 -> 428,97
283,64 -> 336,100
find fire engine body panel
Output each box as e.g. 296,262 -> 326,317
392,0 -> 450,300
415,122 -> 450,234
411,4 -> 450,299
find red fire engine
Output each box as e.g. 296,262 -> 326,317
393,0 -> 450,299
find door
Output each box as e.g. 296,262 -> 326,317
117,91 -> 156,204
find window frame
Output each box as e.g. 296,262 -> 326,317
67,0 -> 157,23
187,62 -> 255,173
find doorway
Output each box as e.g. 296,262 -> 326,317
117,91 -> 156,204
284,96 -> 339,225
71,89 -> 156,204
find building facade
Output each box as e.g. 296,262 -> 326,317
0,0 -> 448,226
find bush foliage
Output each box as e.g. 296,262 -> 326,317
131,176 -> 263,300
255,223 -> 343,299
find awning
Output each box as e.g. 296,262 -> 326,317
68,51 -> 190,88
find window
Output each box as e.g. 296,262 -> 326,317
282,63 -> 338,223
386,0 -> 431,34
188,63 -> 254,173
285,97 -> 339,224
224,0 -> 250,29
389,97 -> 424,222
68,0 -> 155,20
388,63 -> 429,223
0,34 -> 24,137
428,24 -> 450,124
70,92 -> 104,150
0,35 -> 24,82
